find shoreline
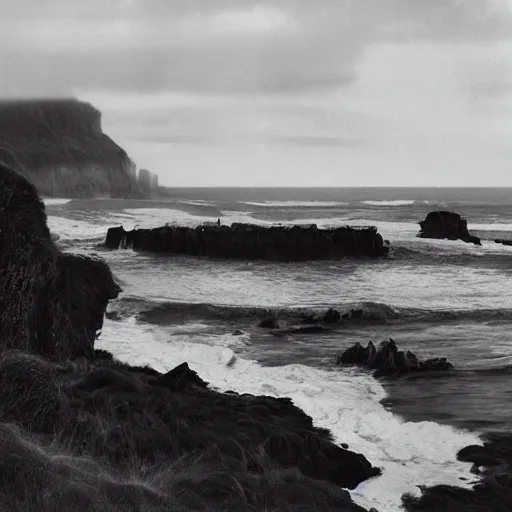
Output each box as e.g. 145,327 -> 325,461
0,163 -> 381,512
10,174 -> 512,512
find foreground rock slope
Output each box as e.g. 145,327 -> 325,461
0,99 -> 140,198
105,223 -> 390,260
0,162 -> 380,511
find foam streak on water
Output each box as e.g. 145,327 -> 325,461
99,318 -> 482,512
43,198 -> 72,206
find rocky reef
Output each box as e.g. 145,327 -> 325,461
105,223 -> 390,261
337,339 -> 453,378
0,162 -> 381,511
0,99 -> 140,198
417,211 -> 481,245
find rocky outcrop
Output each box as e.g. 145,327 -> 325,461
337,339 -> 453,378
0,162 -> 120,360
418,211 -> 481,245
104,223 -> 390,260
495,238 -> 512,246
402,433 -> 512,511
0,99 -> 141,198
137,168 -> 160,194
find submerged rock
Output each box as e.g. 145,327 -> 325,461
259,313 -> 280,329
337,338 -> 453,378
495,238 -> 512,247
323,308 -> 341,323
417,211 -> 481,245
0,163 -> 120,360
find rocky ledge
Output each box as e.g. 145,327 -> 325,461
105,223 -> 390,261
418,211 -> 481,245
0,161 -> 381,511
337,339 -> 453,378
0,99 -> 141,198
0,162 -> 121,360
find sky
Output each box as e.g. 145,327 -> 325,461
1,0 -> 512,187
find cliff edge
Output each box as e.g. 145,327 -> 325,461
0,99 -> 141,198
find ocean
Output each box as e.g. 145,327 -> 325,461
44,187 -> 512,512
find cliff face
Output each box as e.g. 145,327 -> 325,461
138,168 -> 159,194
0,161 -> 121,359
0,99 -> 141,198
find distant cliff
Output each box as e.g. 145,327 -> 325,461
0,99 -> 141,198
138,168 -> 159,194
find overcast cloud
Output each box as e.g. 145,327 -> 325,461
2,0 -> 512,186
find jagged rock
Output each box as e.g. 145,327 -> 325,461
418,357 -> 453,372
418,211 -> 481,245
323,308 -> 341,323
0,163 -> 120,360
402,434 -> 512,511
337,338 -> 453,378
104,223 -> 390,260
150,362 -> 209,392
337,342 -> 369,365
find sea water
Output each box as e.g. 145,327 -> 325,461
44,187 -> 512,511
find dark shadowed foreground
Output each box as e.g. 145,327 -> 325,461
0,163 -> 380,511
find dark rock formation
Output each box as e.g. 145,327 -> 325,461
0,349 -> 380,512
0,99 -> 141,198
402,433 -> 512,511
323,308 -> 341,323
418,211 -> 481,245
137,168 -> 151,191
0,162 -> 120,360
149,362 -> 209,391
337,339 -> 453,378
495,238 -> 512,247
259,313 -> 280,329
104,223 -> 390,260
150,172 -> 159,189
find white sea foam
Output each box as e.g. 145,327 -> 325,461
98,318 -> 482,512
43,198 -> 72,206
469,223 -> 512,232
46,216 -> 110,242
240,201 -> 349,207
176,199 -> 216,207
362,200 -> 417,206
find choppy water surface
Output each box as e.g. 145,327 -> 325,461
45,188 -> 512,512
